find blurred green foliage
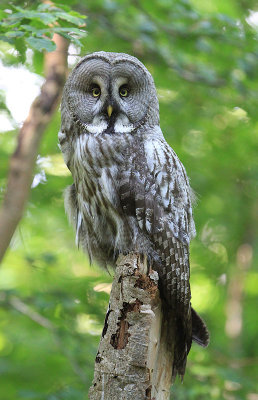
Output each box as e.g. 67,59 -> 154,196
0,0 -> 258,399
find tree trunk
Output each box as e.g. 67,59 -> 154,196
89,253 -> 174,400
0,34 -> 69,263
225,243 -> 253,351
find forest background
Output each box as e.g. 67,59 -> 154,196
0,0 -> 257,399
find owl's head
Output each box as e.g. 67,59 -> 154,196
61,52 -> 159,135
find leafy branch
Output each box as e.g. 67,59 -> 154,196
0,2 -> 87,54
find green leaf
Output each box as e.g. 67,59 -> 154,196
56,32 -> 84,47
5,31 -> 25,38
37,3 -> 56,12
32,50 -> 44,75
9,11 -> 57,25
55,11 -> 86,26
20,25 -> 41,33
53,27 -> 85,35
0,35 -> 14,44
68,10 -> 88,19
14,37 -> 26,63
26,37 -> 56,52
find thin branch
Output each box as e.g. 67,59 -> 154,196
7,294 -> 87,384
0,34 -> 69,263
9,295 -> 55,329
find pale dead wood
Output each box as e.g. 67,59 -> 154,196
89,253 -> 174,400
0,34 -> 69,263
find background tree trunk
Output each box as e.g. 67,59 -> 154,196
0,34 -> 69,263
89,253 -> 174,400
225,243 -> 253,349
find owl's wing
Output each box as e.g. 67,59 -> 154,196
119,136 -> 209,379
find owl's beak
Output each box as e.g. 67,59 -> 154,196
107,105 -> 113,118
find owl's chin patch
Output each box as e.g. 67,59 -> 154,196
84,114 -> 134,135
85,121 -> 133,135
114,114 -> 134,134
85,122 -> 108,135
114,122 -> 134,133
84,115 -> 108,135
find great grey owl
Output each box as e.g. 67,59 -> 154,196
59,51 -> 209,379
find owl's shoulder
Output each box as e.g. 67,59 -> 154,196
143,129 -> 187,181
142,128 -> 196,242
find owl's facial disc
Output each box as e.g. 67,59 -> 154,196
84,76 -> 136,135
67,56 -> 155,135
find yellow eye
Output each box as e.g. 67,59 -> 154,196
92,87 -> 101,97
119,86 -> 128,97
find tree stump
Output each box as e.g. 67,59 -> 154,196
88,253 -> 174,400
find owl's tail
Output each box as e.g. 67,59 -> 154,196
191,307 -> 210,348
172,307 -> 209,381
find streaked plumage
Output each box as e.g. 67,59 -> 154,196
59,51 -> 209,379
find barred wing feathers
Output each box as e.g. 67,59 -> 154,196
119,137 -> 209,379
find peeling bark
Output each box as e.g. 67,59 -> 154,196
0,34 -> 69,263
89,253 -> 174,400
